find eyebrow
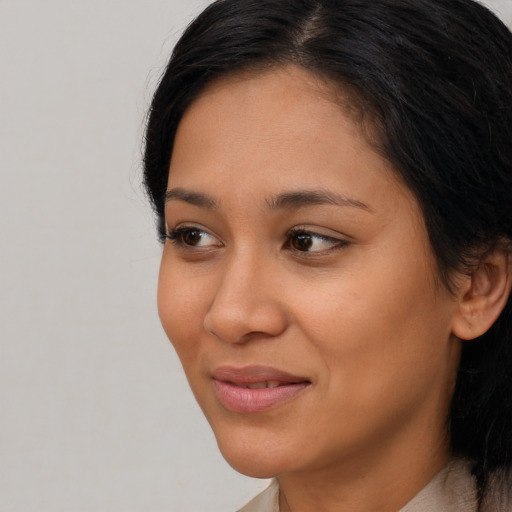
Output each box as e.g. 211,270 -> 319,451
165,188 -> 217,209
267,190 -> 372,212
165,187 -> 372,213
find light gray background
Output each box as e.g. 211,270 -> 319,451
1,1 -> 511,511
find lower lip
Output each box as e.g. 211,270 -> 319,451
213,380 -> 310,413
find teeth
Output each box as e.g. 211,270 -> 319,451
246,382 -> 267,389
245,381 -> 283,389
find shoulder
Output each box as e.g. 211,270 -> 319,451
237,479 -> 279,512
481,466 -> 512,512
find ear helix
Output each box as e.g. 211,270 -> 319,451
451,249 -> 511,341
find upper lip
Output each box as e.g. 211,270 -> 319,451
211,365 -> 310,385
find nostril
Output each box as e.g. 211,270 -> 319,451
203,298 -> 288,344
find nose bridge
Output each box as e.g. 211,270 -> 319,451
203,246 -> 287,343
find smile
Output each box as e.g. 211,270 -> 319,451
211,366 -> 311,413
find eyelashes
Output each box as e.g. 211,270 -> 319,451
285,227 -> 349,253
166,226 -> 222,248
166,224 -> 350,256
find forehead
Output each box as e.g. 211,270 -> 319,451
180,65 -> 364,143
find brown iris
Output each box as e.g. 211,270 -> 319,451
183,229 -> 202,246
291,233 -> 313,251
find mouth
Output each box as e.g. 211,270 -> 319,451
211,365 -> 311,413
231,380 -> 295,389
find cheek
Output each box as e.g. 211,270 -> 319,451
299,254 -> 454,390
157,257 -> 208,359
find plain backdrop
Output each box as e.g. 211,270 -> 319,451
1,1 -> 511,511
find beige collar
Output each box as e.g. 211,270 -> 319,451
400,458 -> 477,512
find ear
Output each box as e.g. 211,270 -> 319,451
452,247 -> 512,341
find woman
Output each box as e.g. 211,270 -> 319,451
143,0 -> 512,510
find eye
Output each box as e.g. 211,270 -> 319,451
166,226 -> 222,248
287,228 -> 348,253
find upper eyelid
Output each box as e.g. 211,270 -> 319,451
288,226 -> 348,241
290,229 -> 337,239
166,222 -> 215,235
170,226 -> 217,238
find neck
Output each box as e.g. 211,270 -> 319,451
277,425 -> 451,512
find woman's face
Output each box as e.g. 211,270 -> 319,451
158,66 -> 462,479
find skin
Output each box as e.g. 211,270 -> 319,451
158,65 -> 464,512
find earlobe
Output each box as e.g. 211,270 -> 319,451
452,248 -> 512,341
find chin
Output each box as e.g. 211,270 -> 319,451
214,427 -> 294,478
221,448 -> 287,479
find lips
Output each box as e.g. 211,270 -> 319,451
212,365 -> 311,413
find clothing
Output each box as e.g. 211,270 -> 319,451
238,479 -> 279,512
238,458 -> 512,512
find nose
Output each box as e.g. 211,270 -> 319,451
203,252 -> 289,344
